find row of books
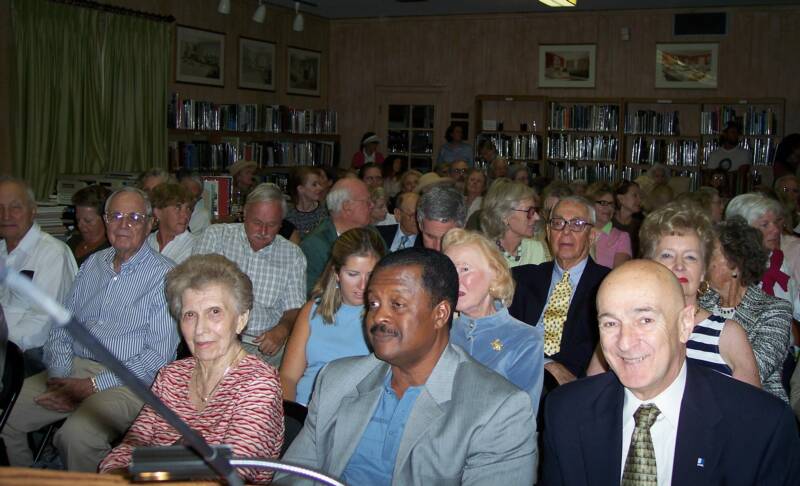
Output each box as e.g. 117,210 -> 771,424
548,103 -> 620,132
700,138 -> 777,167
168,93 -> 338,134
546,134 -> 619,162
624,110 -> 681,136
477,133 -> 541,161
35,203 -> 70,238
700,106 -> 777,136
168,140 -> 336,172
628,137 -> 699,166
555,162 -> 617,184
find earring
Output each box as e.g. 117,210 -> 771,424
731,272 -> 738,279
698,280 -> 710,295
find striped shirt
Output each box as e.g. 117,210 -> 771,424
193,223 -> 306,336
687,314 -> 732,376
44,244 -> 178,391
99,355 -> 284,484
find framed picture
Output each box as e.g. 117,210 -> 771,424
287,47 -> 321,96
538,44 -> 596,88
655,43 -> 718,89
176,26 -> 225,87
239,37 -> 276,91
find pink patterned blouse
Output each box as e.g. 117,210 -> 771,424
99,354 -> 284,484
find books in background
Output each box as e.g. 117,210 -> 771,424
477,133 -> 541,161
624,110 -> 680,135
546,133 -> 618,162
701,137 -> 777,166
700,106 -> 776,136
168,140 -> 337,172
549,103 -> 619,132
35,202 -> 70,238
201,176 -> 232,218
556,162 -> 617,184
629,137 -> 698,166
168,93 -> 338,134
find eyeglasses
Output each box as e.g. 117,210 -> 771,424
595,200 -> 614,207
103,211 -> 148,226
548,217 -> 593,232
450,168 -> 467,175
511,207 -> 540,219
782,187 -> 799,194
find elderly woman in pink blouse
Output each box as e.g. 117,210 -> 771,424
588,183 -> 632,268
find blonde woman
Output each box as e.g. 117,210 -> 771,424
443,228 -> 544,415
280,228 -> 386,405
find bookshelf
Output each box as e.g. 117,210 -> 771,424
474,95 -> 545,176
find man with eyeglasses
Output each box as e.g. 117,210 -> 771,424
2,187 -> 179,471
448,160 -> 469,191
510,195 -> 610,387
376,191 -> 420,252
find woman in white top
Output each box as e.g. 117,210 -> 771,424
147,183 -> 196,264
464,169 -> 486,218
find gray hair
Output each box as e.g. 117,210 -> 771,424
417,183 -> 467,227
105,186 -> 152,216
245,183 -> 287,216
552,195 -> 596,225
480,181 -> 536,240
137,167 -> 174,189
326,184 -> 352,214
725,193 -> 783,225
0,176 -> 36,208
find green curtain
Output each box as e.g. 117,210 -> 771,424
11,0 -> 171,198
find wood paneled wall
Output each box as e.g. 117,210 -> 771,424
329,6 -> 800,167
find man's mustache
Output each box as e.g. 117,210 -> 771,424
369,323 -> 399,336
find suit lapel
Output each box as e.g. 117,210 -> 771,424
566,258 -> 596,324
672,364 -> 722,484
329,362 -> 389,475
579,374 -> 624,484
532,262 -> 554,322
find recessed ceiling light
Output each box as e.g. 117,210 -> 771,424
539,0 -> 577,7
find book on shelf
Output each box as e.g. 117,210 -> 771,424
700,106 -> 777,136
168,140 -> 337,172
546,133 -> 619,162
201,176 -> 233,218
700,137 -> 776,167
476,133 -> 541,161
624,110 -> 680,136
629,137 -> 698,166
549,102 -> 620,132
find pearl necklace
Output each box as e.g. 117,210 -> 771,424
193,348 -> 245,403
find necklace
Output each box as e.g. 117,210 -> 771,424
496,239 -> 522,262
193,348 -> 245,403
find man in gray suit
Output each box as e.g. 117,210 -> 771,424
277,248 -> 537,485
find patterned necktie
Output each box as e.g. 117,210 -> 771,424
622,404 -> 661,486
543,270 -> 572,356
399,235 -> 410,249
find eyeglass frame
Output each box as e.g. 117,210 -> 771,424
103,211 -> 149,226
510,206 -> 541,219
548,217 -> 594,232
594,200 -> 615,207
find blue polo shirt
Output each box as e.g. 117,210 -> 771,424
341,373 -> 423,485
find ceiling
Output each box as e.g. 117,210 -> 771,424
271,0 -> 800,19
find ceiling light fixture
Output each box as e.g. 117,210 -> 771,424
253,0 -> 267,23
293,2 -> 304,32
217,0 -> 231,14
539,0 -> 576,7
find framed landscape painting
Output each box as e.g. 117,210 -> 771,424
176,26 -> 225,87
287,47 -> 321,96
239,37 -> 275,91
655,43 -> 718,89
539,44 -> 596,88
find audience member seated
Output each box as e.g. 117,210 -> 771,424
415,183 -> 466,251
673,186 -> 724,223
479,140 -> 508,180
351,132 -> 384,169
464,168 -> 486,219
448,160 -> 469,191
507,164 -> 532,187
281,228 -> 385,406
725,193 -> 800,322
67,185 -> 112,266
301,178 -> 372,294
376,191 -> 419,252
1,187 -> 178,471
443,229 -> 544,414
587,182 -> 632,269
699,217 -> 793,403
177,172 -> 211,234
286,166 -> 329,239
381,156 -> 404,198
510,196 -> 610,385
435,162 -> 451,178
541,181 -> 573,219
147,183 -> 196,264
774,174 -> 799,231
137,167 -> 173,193
773,133 -> 800,180
99,255 -> 283,483
706,121 -> 753,173
599,203 -> 760,387
277,248 -> 537,485
542,260 -> 800,486
359,163 -> 384,191
613,180 -> 643,257
0,178 -> 78,375
398,169 -> 422,194
481,181 -> 548,268
194,183 -> 306,368
369,187 -> 396,226
436,123 -> 473,166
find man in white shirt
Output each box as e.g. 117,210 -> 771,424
706,122 -> 753,171
0,178 -> 77,372
541,260 -> 800,486
376,191 -> 419,252
178,172 -> 211,234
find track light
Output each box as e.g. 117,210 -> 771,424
292,2 -> 304,32
217,0 -> 230,14
253,0 -> 267,23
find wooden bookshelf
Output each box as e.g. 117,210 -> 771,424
474,95 -> 546,175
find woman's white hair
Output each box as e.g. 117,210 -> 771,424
725,193 -> 783,225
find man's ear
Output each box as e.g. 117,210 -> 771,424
432,300 -> 452,330
677,304 -> 695,344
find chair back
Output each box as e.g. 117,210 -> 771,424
281,400 -> 308,457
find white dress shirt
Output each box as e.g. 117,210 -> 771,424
188,201 -> 211,234
147,230 -> 197,265
620,361 -> 687,486
0,223 -> 78,350
389,227 -> 416,252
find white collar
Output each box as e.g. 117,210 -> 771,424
2,222 -> 41,256
623,360 -> 687,430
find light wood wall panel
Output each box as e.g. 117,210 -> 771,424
329,7 -> 800,166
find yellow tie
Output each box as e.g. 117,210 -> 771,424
543,270 -> 572,356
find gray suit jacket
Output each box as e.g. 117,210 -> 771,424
275,344 -> 537,485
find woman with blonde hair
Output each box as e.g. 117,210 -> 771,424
443,228 -> 544,414
280,228 -> 386,405
480,181 -> 548,268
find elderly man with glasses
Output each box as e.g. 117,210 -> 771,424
1,187 -> 179,472
509,195 -> 610,386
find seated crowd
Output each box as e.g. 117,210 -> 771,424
1,144 -> 800,485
